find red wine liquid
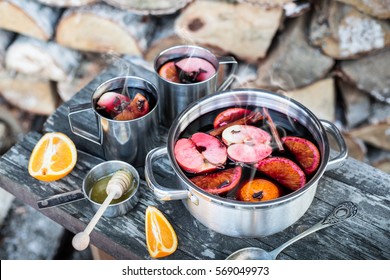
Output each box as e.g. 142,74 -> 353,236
178,106 -> 320,201
94,87 -> 156,120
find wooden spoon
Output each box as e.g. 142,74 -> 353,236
72,170 -> 133,251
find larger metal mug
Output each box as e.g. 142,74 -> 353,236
154,45 -> 238,127
68,76 -> 159,167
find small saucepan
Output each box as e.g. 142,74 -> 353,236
37,160 -> 140,217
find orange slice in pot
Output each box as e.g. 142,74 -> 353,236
145,206 -> 178,258
282,136 -> 321,175
237,178 -> 282,202
28,132 -> 77,182
158,61 -> 180,83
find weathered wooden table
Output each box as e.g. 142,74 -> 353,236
0,58 -> 389,260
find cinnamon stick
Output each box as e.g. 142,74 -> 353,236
209,111 -> 263,137
263,108 -> 284,151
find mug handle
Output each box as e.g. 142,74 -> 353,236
217,56 -> 238,91
145,147 -> 196,203
68,103 -> 102,146
321,120 -> 348,171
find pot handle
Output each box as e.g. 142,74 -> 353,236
37,189 -> 85,209
68,103 -> 102,146
217,56 -> 238,91
321,120 -> 348,171
145,146 -> 193,202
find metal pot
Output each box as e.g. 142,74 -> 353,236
145,89 -> 347,237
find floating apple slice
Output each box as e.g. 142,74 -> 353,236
222,125 -> 272,163
175,57 -> 216,83
174,132 -> 227,174
213,108 -> 252,128
282,136 -> 321,175
237,178 -> 282,202
114,93 -> 150,121
96,91 -> 130,115
256,157 -> 306,191
190,166 -> 242,194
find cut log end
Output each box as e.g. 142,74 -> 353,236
0,0 -> 60,41
175,1 -> 284,63
0,72 -> 57,116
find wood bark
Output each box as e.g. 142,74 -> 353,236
5,36 -> 82,82
336,0 -> 390,19
0,72 -> 57,115
337,78 -> 371,129
0,29 -> 14,71
55,3 -> 155,56
37,0 -> 98,7
350,122 -> 390,151
341,133 -> 367,162
174,1 -> 284,63
143,15 -> 186,62
0,0 -> 61,41
103,0 -> 192,15
339,48 -> 390,104
57,54 -> 107,102
286,78 -> 336,122
256,14 -> 334,91
309,1 -> 390,59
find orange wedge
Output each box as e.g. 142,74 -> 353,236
145,206 -> 178,258
28,132 -> 77,182
158,61 -> 180,83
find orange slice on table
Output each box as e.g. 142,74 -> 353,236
145,206 -> 178,258
28,132 -> 77,182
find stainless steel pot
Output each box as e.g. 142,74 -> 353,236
145,89 -> 347,237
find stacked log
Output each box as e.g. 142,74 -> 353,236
0,0 -> 389,171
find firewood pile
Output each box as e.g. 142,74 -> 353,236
0,0 -> 390,172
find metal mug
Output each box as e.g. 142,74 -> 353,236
154,45 -> 238,127
68,76 -> 159,167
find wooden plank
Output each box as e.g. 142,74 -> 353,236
0,130 -> 389,260
1,59 -> 389,260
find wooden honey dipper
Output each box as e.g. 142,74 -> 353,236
72,169 -> 133,251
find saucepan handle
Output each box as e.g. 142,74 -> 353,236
37,189 -> 85,209
217,56 -> 238,91
145,146 -> 191,201
321,120 -> 348,171
68,103 -> 102,146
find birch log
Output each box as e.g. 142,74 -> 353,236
56,3 -> 155,56
0,0 -> 61,41
0,30 -> 14,71
5,36 -> 82,82
336,0 -> 390,19
309,1 -> 390,59
175,1 -> 284,63
144,15 -> 186,62
103,0 -> 192,15
256,14 -> 334,91
286,78 -> 336,122
340,48 -> 390,103
37,0 -> 98,7
57,55 -> 107,102
0,72 -> 57,115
